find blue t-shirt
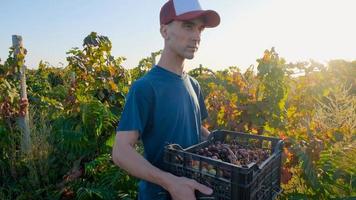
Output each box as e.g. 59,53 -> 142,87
117,65 -> 208,200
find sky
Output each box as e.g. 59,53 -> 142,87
0,0 -> 355,72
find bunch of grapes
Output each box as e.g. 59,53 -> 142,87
0,98 -> 28,119
0,100 -> 16,119
194,140 -> 270,166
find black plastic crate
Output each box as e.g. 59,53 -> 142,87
163,130 -> 283,200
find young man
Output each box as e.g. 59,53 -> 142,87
112,0 -> 220,199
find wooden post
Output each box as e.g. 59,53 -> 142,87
12,35 -> 31,154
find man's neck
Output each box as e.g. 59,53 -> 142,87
157,49 -> 185,76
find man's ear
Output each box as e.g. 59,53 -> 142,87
160,24 -> 169,40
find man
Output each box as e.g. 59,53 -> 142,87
112,0 -> 220,199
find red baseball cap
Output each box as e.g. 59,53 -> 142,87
160,0 -> 220,28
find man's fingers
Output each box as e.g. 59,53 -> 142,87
192,181 -> 213,195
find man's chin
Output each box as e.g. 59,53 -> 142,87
185,54 -> 195,60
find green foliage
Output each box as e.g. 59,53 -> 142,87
53,97 -> 118,158
26,61 -> 66,117
129,50 -> 162,82
194,48 -> 289,135
66,32 -> 129,114
256,48 -> 289,129
281,65 -> 356,199
1,32 -> 138,200
78,153 -> 138,199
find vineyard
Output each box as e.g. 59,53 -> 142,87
1,32 -> 355,200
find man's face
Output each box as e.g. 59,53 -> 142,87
163,18 -> 205,59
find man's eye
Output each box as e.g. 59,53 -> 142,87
184,24 -> 193,29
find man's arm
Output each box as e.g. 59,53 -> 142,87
112,131 -> 213,200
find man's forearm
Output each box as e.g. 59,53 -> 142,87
112,143 -> 174,191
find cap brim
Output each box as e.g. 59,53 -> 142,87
174,10 -> 220,28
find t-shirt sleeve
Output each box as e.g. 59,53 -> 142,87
117,80 -> 154,135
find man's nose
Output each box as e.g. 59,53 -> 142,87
192,29 -> 201,43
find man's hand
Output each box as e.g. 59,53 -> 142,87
164,174 -> 213,200
201,125 -> 211,142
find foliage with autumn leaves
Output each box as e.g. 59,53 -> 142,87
190,49 -> 355,199
1,32 -> 355,199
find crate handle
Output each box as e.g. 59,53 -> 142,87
197,197 -> 215,200
167,144 -> 184,151
207,130 -> 219,141
273,140 -> 284,153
